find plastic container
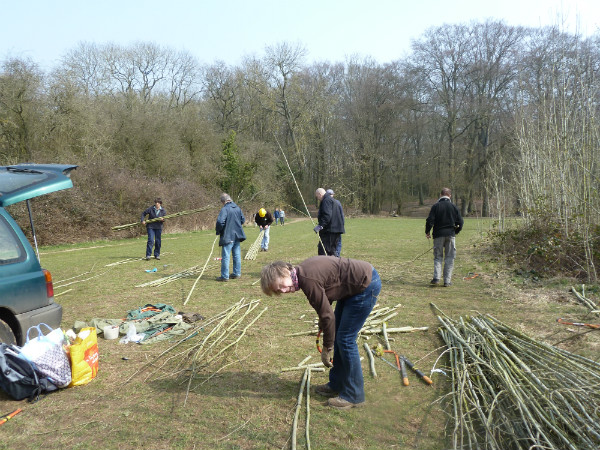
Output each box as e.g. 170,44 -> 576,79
103,325 -> 119,340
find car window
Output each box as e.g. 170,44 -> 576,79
0,216 -> 25,264
0,170 -> 50,196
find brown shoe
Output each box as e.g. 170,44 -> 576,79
327,396 -> 364,410
314,383 -> 338,397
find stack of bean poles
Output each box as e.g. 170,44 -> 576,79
431,303 -> 600,450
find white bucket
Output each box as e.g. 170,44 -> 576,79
103,325 -> 119,340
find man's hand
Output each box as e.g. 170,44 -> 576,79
142,221 -> 146,225
314,225 -> 323,233
321,347 -> 333,367
426,233 -> 431,239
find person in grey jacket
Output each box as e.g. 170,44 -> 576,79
215,193 -> 246,281
425,187 -> 464,287
141,198 -> 166,260
314,188 -> 345,256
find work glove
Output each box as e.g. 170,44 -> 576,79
313,225 -> 323,233
321,347 -> 333,367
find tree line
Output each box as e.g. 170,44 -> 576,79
1,20 -> 598,280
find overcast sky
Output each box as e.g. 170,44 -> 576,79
1,0 -> 599,70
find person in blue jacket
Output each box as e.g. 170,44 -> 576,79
215,193 -> 246,281
141,198 -> 166,260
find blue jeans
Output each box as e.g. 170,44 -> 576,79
261,226 -> 270,250
146,228 -> 162,258
221,240 -> 241,279
329,267 -> 381,403
335,235 -> 342,257
433,236 -> 456,284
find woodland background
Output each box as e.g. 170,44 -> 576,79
1,20 -> 599,280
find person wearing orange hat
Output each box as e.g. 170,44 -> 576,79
254,207 -> 274,251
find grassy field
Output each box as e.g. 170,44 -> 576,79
1,216 -> 597,450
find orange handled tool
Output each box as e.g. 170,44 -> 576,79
0,408 -> 22,426
400,358 -> 409,386
401,356 -> 433,385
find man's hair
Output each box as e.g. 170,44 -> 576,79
315,188 -> 325,197
260,261 -> 293,296
220,193 -> 232,203
441,188 -> 451,197
154,198 -> 163,205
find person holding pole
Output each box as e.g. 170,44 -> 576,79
254,207 -> 274,251
425,187 -> 463,287
260,256 -> 381,409
215,193 -> 246,281
141,198 -> 166,260
314,188 -> 344,256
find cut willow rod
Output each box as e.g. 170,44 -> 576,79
111,205 -> 215,231
306,368 -> 312,450
183,235 -> 218,305
291,368 -> 309,450
273,133 -> 326,252
363,342 -> 377,378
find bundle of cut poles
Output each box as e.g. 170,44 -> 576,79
111,205 -> 215,231
431,302 -> 600,450
126,298 -> 267,405
244,230 -> 265,260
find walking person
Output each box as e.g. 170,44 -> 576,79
314,188 -> 345,256
260,256 -> 381,409
274,208 -> 280,225
279,207 -> 285,226
254,207 -> 274,251
215,193 -> 246,281
425,187 -> 464,287
141,198 -> 166,260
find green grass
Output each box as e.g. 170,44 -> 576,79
1,217 -> 597,450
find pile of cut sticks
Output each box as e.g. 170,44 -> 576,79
432,302 -> 600,450
244,230 -> 265,260
126,298 -> 267,405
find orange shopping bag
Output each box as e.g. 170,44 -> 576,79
69,327 -> 99,386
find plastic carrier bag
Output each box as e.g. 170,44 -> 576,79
69,327 -> 99,386
21,323 -> 71,388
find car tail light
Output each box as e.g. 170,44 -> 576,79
43,269 -> 54,299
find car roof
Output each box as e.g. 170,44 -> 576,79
0,164 -> 78,207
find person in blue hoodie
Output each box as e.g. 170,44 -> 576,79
215,193 -> 246,281
141,198 -> 166,260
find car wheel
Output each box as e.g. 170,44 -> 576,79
0,319 -> 16,345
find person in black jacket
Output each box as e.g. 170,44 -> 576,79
425,188 -> 464,287
254,207 -> 274,251
141,198 -> 166,260
314,188 -> 345,256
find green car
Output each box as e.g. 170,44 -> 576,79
0,164 -> 77,345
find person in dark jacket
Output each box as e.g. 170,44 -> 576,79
141,198 -> 166,260
215,193 -> 246,281
326,189 -> 345,257
314,188 -> 345,256
425,187 -> 464,287
260,256 -> 381,410
254,208 -> 274,251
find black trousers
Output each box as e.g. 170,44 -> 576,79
317,232 -> 340,256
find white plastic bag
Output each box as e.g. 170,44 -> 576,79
21,323 -> 71,388
119,323 -> 144,344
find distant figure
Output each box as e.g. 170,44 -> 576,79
141,198 -> 166,260
327,189 -> 345,257
314,188 -> 345,256
274,208 -> 280,225
279,207 -> 285,226
254,208 -> 274,251
215,193 -> 246,281
425,188 -> 464,287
